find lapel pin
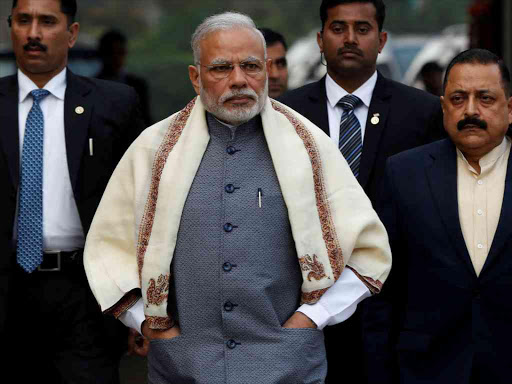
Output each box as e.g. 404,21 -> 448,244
75,106 -> 85,115
371,113 -> 380,125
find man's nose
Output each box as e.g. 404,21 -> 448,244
229,64 -> 248,88
465,96 -> 479,117
344,27 -> 357,45
28,21 -> 42,40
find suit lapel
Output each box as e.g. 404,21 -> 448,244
64,70 -> 93,196
359,72 -> 391,188
305,78 -> 330,135
480,146 -> 512,275
0,75 -> 21,189
426,140 -> 477,277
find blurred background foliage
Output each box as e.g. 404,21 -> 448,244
0,0 -> 471,122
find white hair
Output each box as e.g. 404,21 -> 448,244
191,11 -> 266,64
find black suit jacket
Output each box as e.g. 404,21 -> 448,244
279,73 -> 445,383
370,139 -> 512,383
279,73 -> 445,205
0,69 -> 144,334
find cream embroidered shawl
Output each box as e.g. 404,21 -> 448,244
84,96 -> 391,329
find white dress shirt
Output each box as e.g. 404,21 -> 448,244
457,136 -> 511,276
120,111 -> 372,334
17,69 -> 85,251
325,71 -> 378,145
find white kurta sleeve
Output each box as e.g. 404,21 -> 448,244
118,298 -> 146,335
297,268 -> 371,330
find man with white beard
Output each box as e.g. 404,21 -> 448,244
84,12 -> 391,384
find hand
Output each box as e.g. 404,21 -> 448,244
282,312 -> 317,329
127,327 -> 149,357
141,320 -> 181,341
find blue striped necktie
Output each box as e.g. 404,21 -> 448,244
17,89 -> 50,273
338,94 -> 362,177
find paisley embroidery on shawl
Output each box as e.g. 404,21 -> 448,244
299,254 -> 328,281
271,101 -> 344,304
146,274 -> 170,307
136,98 -> 197,284
145,315 -> 176,330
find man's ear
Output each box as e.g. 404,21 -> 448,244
378,31 -> 387,53
68,22 -> 80,49
440,95 -> 446,115
507,96 -> 512,125
188,65 -> 201,95
317,31 -> 324,53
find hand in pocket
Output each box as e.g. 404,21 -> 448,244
282,312 -> 317,329
142,320 -> 181,340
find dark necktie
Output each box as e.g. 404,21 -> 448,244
338,94 -> 362,177
17,89 -> 50,273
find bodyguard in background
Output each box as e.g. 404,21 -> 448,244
1,0 -> 144,382
96,29 -> 153,126
259,27 -> 289,98
279,0 -> 444,382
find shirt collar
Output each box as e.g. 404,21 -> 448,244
18,68 -> 67,103
325,71 -> 378,109
457,136 -> 511,174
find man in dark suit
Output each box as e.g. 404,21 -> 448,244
279,1 -> 444,381
1,0 -> 144,382
368,48 -> 512,384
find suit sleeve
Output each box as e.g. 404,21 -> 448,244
361,158 -> 403,384
426,97 -> 446,142
112,88 -> 146,166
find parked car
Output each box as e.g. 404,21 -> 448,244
402,24 -> 469,86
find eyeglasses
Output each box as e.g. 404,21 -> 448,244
197,59 -> 267,80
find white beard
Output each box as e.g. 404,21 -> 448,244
200,78 -> 268,125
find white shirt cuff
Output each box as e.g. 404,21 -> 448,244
118,298 -> 145,335
297,267 -> 371,330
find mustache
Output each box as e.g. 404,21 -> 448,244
24,40 -> 47,52
457,117 -> 488,131
219,89 -> 258,103
337,45 -> 363,57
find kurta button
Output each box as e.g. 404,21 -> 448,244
226,146 -> 237,155
225,184 -> 235,193
223,262 -> 237,271
223,262 -> 233,272
226,339 -> 237,349
224,223 -> 233,232
224,301 -> 235,311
